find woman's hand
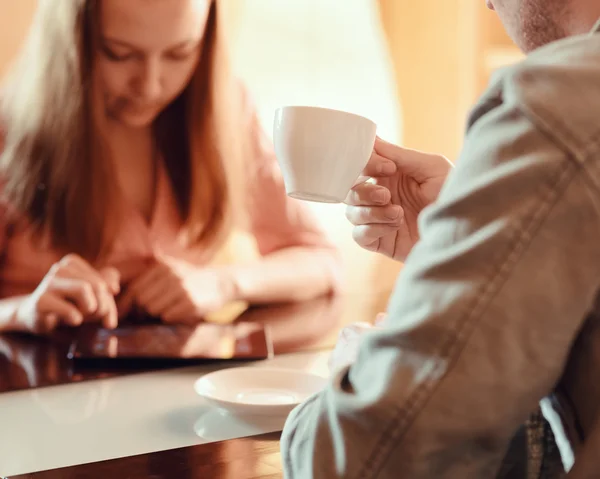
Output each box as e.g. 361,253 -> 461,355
345,137 -> 452,261
121,254 -> 238,323
15,254 -> 120,334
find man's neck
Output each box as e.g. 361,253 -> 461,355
565,0 -> 600,35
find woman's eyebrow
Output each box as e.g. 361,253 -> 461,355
102,37 -> 198,51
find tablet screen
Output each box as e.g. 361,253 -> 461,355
68,322 -> 273,362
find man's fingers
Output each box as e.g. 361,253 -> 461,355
374,136 -> 452,180
345,182 -> 391,206
345,204 -> 404,226
328,323 -> 374,374
351,224 -> 402,249
374,137 -> 421,169
362,151 -> 397,178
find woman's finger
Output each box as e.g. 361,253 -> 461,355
127,264 -> 167,299
100,292 -> 119,330
99,267 -> 121,295
140,283 -> 182,318
55,263 -> 116,313
37,293 -> 84,328
162,300 -> 198,323
48,277 -> 98,316
91,285 -> 118,329
58,255 -> 110,291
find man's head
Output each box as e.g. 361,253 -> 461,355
488,0 -> 600,52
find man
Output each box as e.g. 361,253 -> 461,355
281,0 -> 600,477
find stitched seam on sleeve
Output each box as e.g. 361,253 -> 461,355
283,393 -> 322,473
358,158 -> 580,478
516,87 -> 600,166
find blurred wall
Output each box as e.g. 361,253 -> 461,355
379,0 -> 473,160
0,0 -> 36,79
227,0 -> 403,312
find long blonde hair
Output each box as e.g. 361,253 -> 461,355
0,0 -> 245,262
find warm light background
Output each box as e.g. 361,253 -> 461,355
0,0 -> 521,317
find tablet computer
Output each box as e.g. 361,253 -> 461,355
67,322 -> 273,368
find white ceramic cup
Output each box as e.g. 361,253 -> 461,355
273,106 -> 377,203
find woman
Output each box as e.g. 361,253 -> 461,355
0,0 -> 340,334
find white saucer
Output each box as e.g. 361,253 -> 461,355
193,367 -> 328,417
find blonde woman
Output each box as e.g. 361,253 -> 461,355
0,0 -> 340,335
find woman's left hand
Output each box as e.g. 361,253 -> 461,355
121,255 -> 238,323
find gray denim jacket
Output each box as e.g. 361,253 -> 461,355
281,20 -> 600,479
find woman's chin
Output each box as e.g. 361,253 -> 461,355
117,110 -> 159,129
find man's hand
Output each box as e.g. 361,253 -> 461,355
328,322 -> 377,375
345,137 -> 452,261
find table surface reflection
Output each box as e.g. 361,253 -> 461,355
8,432 -> 282,479
0,293 -> 353,395
0,291 -> 386,477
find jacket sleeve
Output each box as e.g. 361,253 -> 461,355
281,68 -> 600,478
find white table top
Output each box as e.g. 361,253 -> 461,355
0,350 -> 331,476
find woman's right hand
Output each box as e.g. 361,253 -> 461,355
15,254 -> 120,334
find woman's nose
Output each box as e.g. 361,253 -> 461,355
136,58 -> 162,100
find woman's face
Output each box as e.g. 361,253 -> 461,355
95,0 -> 212,128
